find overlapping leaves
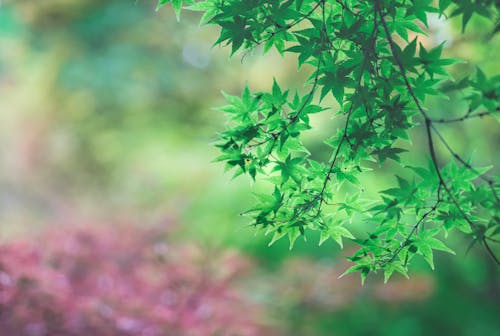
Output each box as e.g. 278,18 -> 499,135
158,0 -> 500,281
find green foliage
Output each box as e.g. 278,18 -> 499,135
158,0 -> 500,280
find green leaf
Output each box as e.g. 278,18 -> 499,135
339,264 -> 365,279
426,237 -> 455,255
268,229 -> 287,246
288,227 -> 302,250
384,262 -> 409,283
157,0 -> 186,21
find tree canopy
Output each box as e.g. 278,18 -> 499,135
157,0 -> 500,282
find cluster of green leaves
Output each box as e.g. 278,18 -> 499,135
158,0 -> 500,281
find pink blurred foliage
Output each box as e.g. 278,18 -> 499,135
276,257 -> 435,311
0,225 -> 275,336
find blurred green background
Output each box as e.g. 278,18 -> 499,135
0,1 -> 499,335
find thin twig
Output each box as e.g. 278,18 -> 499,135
376,0 -> 499,264
315,2 -> 380,216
